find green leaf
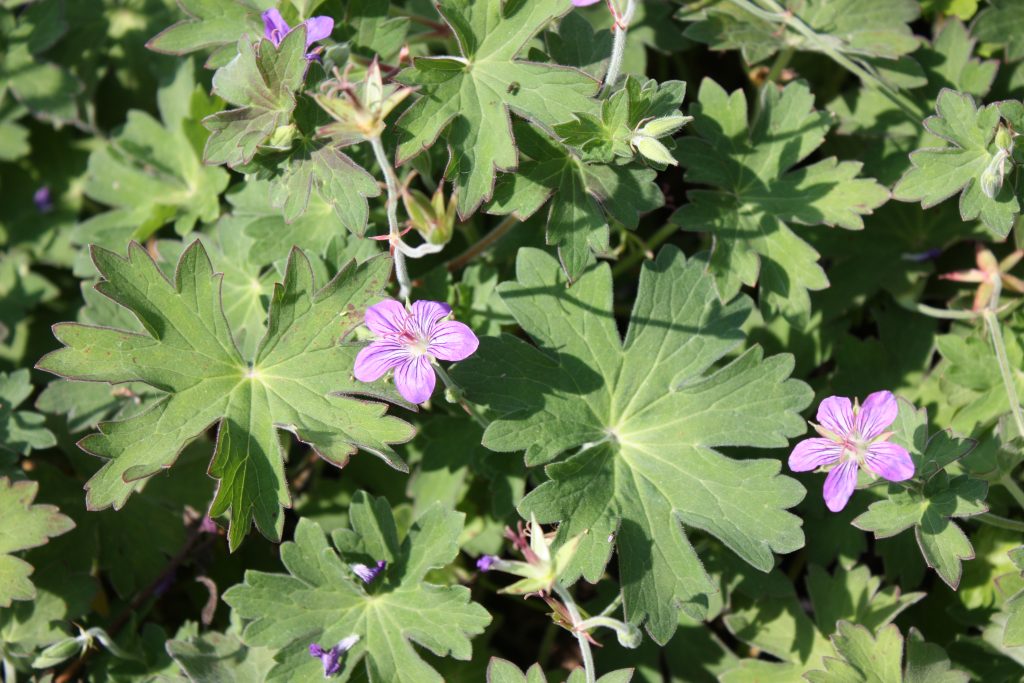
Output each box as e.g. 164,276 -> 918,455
339,0 -> 409,61
488,119 -> 663,281
0,369 -> 56,459
679,0 -> 920,64
148,0 -> 269,65
892,89 -> 1021,238
0,477 -> 75,607
672,78 -> 889,321
203,28 -> 309,168
455,246 -> 811,643
851,402 -> 985,591
973,0 -> 1024,62
83,60 -> 229,241
805,622 -> 969,683
167,630 -> 276,682
223,492 -> 491,682
394,0 -> 599,217
37,241 -> 414,550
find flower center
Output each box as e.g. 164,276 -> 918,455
840,431 -> 870,465
399,327 -> 429,356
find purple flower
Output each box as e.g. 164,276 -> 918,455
350,560 -> 386,584
261,8 -> 334,57
354,300 -> 479,404
476,555 -> 499,572
309,635 -> 359,678
33,186 -> 53,213
789,391 -> 915,512
572,0 -> 603,5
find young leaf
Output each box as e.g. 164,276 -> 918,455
203,28 -> 310,168
37,241 -> 414,550
394,0 -> 600,217
0,477 -> 75,607
853,403 -> 987,588
893,90 -> 1021,238
223,492 -> 491,682
672,79 -> 889,322
455,246 -> 812,643
0,369 -> 56,459
487,120 -> 663,281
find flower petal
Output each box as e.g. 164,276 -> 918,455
822,460 -> 859,512
261,8 -> 289,44
428,321 -> 479,361
857,390 -> 898,440
788,438 -> 842,472
394,356 -> 435,404
864,441 -> 915,482
817,395 -> 854,437
353,340 -> 406,382
572,0 -> 603,5
409,300 -> 452,335
365,299 -> 408,336
303,16 -> 334,45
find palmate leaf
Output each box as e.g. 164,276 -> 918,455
0,369 -> 56,460
805,622 -> 969,683
488,120 -> 663,282
718,556 -> 923,678
893,89 -> 1023,238
81,59 -> 228,242
487,657 -> 632,683
679,0 -> 920,65
394,0 -> 600,218
0,477 -> 74,607
37,241 -> 414,550
223,492 -> 491,682
973,0 -> 1024,62
455,246 -> 812,644
672,79 -> 889,322
853,401 -> 987,588
203,26 -> 309,168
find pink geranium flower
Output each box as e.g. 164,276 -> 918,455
572,0 -> 603,5
353,300 -> 478,404
789,391 -> 915,512
261,8 -> 333,57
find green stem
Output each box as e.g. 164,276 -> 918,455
977,512 -> 1024,532
446,215 -> 519,272
894,299 -> 979,321
553,582 -> 596,683
984,308 -> 1024,440
598,592 -> 624,617
766,47 -> 794,83
432,362 -> 490,429
1001,475 -> 1024,511
729,0 -> 922,122
611,222 -> 678,277
369,136 -> 412,301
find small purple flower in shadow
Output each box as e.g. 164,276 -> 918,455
309,635 -> 359,678
353,299 -> 479,404
789,391 -> 914,512
261,8 -> 334,57
350,560 -> 386,584
33,186 -> 53,213
476,555 -> 499,572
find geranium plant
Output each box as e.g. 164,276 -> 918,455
2,0 -> 1024,681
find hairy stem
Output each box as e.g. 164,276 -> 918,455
1001,474 -> 1024,511
369,136 -> 412,301
983,276 -> 1024,443
432,362 -> 490,429
602,0 -> 637,95
552,582 -> 596,683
